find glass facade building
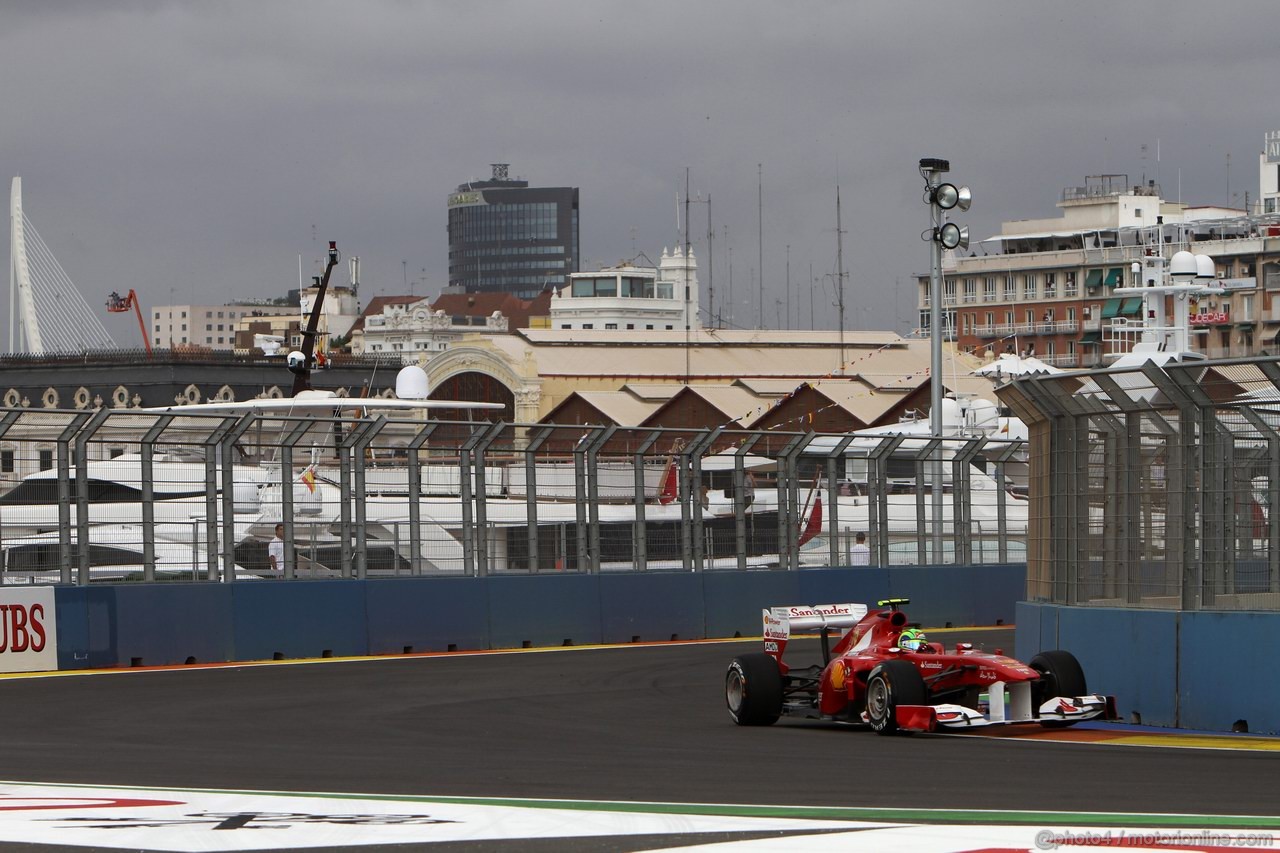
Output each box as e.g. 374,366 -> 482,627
447,166 -> 580,298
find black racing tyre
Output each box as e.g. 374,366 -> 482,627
1030,650 -> 1088,728
725,653 -> 784,726
865,660 -> 928,735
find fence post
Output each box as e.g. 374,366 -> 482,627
278,418 -> 316,581
55,412 -> 91,585
631,430 -> 665,572
351,416 -> 388,580
776,432 -> 814,571
405,421 -> 439,576
73,408 -> 112,584
585,425 -> 617,574
733,434 -> 765,572
472,420 -> 506,577
823,435 -> 854,568
522,426 -> 554,572
219,414 -> 257,584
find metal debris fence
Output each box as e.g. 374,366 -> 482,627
1005,355 -> 1280,612
0,409 -> 1028,585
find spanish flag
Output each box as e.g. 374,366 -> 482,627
299,466 -> 316,493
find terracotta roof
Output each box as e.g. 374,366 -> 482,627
430,289 -> 552,330
349,295 -> 427,334
558,391 -> 662,426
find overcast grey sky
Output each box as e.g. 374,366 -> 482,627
3,0 -> 1275,348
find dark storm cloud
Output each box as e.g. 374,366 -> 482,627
1,0 -> 1275,345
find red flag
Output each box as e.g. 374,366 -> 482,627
798,495 -> 822,546
658,458 -> 678,505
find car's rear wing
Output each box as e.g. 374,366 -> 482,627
763,603 -> 868,663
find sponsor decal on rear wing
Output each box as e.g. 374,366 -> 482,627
762,603 -> 868,661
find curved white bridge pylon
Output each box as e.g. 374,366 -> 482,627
9,177 -> 116,354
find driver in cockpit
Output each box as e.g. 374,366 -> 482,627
898,627 -> 931,653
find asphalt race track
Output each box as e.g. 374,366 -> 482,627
0,629 -> 1275,852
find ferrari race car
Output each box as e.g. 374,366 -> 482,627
725,598 -> 1115,734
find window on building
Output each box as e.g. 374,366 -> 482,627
1065,271 -> 1077,297
181,311 -> 186,318
963,278 -> 976,303
1067,307 -> 1076,323
218,337 -> 224,344
646,324 -> 654,330
1004,275 -> 1016,300
109,448 -> 124,459
1044,273 -> 1057,299
582,324 -> 593,329
1024,274 -> 1038,299
1025,309 -> 1034,325
983,278 -> 996,301
38,449 -> 53,471
205,337 -> 212,344
181,324 -> 187,331
0,449 -> 12,473
561,324 -> 572,329
943,278 -> 957,305
626,323 -> 634,330
605,323 -> 618,330
666,325 -> 674,330
206,324 -> 212,331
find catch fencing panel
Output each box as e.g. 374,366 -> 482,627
0,409 -> 1027,586
1014,355 -> 1280,612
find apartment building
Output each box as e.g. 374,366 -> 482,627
921,166 -> 1280,367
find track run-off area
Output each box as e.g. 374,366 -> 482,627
0,628 -> 1275,852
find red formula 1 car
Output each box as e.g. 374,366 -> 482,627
725,598 -> 1115,734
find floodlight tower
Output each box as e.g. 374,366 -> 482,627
919,158 -> 972,437
919,159 -> 972,554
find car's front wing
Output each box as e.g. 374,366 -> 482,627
894,680 -> 1116,732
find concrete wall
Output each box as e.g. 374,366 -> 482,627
50,564 -> 1025,671
1017,602 -> 1280,733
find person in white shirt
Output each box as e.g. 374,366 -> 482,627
850,531 -> 871,566
268,523 -> 285,573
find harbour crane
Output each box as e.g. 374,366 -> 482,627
105,289 -> 152,356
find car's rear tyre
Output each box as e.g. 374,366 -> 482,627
1030,650 -> 1087,728
865,660 -> 928,735
726,653 -> 783,726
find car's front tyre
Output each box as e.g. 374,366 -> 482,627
865,660 -> 927,735
726,653 -> 783,726
1030,649 -> 1087,728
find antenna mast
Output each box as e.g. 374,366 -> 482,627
836,184 -> 846,373
757,164 -> 763,329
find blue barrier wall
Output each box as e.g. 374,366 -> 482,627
1017,602 -> 1280,733
364,578 -> 489,654
49,563 -> 1026,671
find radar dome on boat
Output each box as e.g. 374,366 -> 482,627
1195,254 -> 1216,279
1169,251 -> 1198,278
966,398 -> 999,431
395,365 -> 430,399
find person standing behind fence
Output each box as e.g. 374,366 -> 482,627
851,531 -> 871,566
268,523 -> 285,574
